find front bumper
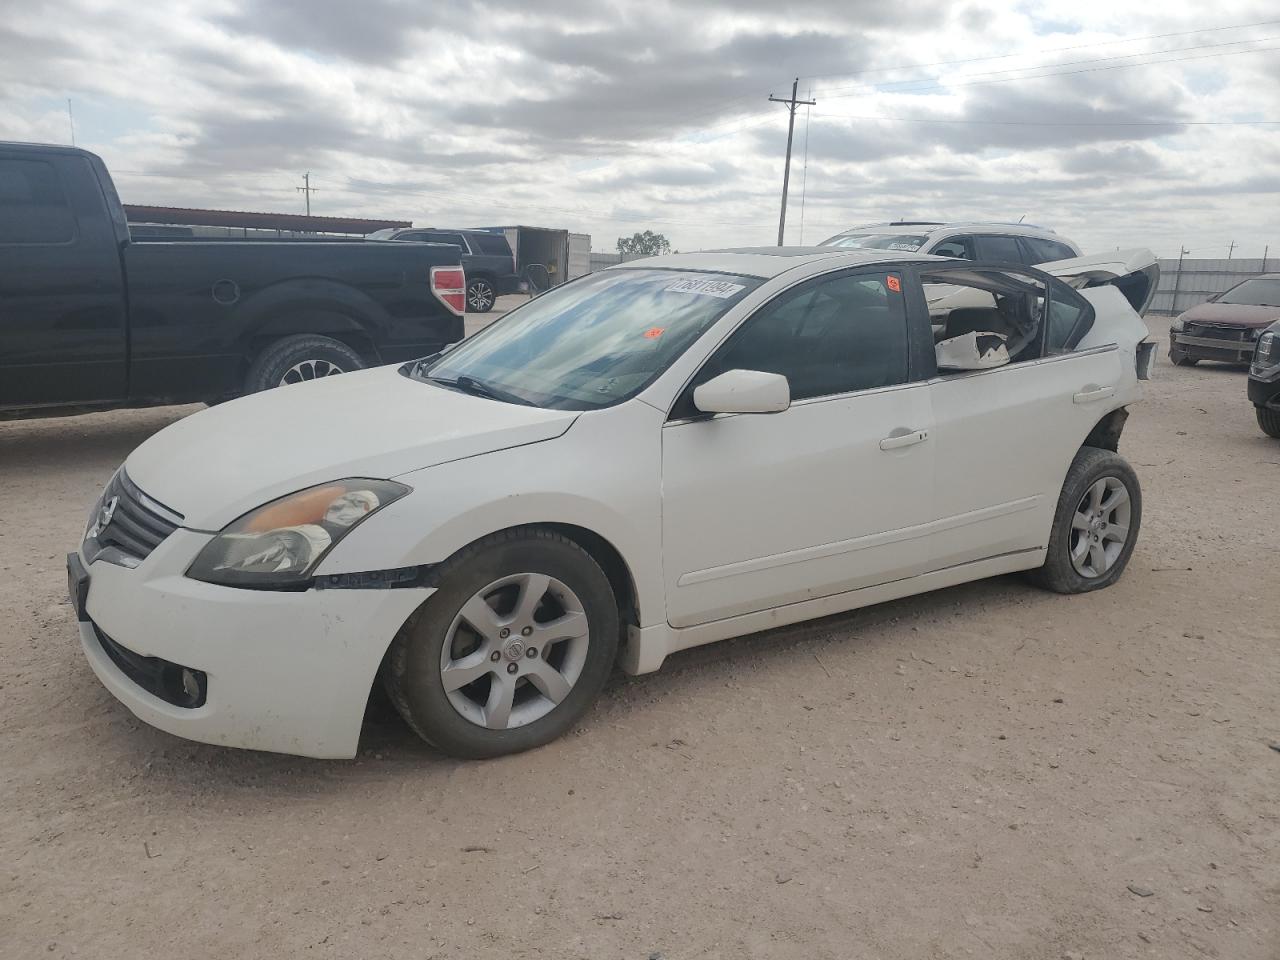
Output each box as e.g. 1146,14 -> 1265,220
1249,372 -> 1280,408
74,529 -> 433,759
1170,327 -> 1260,363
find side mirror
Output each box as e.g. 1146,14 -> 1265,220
693,369 -> 790,415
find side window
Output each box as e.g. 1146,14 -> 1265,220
696,272 -> 910,405
0,158 -> 76,245
925,267 -> 1049,368
1022,236 -> 1076,264
1043,281 -> 1093,354
929,236 -> 975,260
473,234 -> 512,256
424,232 -> 469,252
974,234 -> 1025,263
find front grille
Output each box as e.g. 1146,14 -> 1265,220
1185,322 -> 1257,344
87,469 -> 182,566
92,623 -> 206,708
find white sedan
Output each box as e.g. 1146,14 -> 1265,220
69,246 -> 1159,759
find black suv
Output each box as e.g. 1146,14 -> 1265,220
1249,319 -> 1280,438
370,227 -> 522,312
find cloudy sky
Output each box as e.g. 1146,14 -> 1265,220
2,0 -> 1279,256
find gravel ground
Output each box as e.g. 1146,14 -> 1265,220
2,315 -> 1278,959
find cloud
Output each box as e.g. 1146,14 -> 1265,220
1,0 -> 1278,257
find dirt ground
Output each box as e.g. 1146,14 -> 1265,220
2,315 -> 1278,960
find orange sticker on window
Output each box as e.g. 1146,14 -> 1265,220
886,276 -> 901,293
643,327 -> 666,339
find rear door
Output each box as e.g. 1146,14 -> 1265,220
918,263 -> 1124,570
0,151 -> 127,407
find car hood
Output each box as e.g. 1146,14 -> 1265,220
1179,301 -> 1280,329
125,365 -> 579,530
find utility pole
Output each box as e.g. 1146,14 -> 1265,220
768,78 -> 816,246
67,99 -> 75,146
1227,239 -> 1235,259
296,172 -> 318,217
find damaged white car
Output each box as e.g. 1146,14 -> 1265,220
69,246 -> 1159,759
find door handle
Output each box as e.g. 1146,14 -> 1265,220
1073,385 -> 1115,404
879,429 -> 929,451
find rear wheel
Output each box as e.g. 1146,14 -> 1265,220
1257,406 -> 1280,439
1029,446 -> 1141,594
467,278 -> 496,313
1169,344 -> 1198,366
244,334 -> 363,394
384,528 -> 618,759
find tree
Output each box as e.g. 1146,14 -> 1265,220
616,230 -> 671,257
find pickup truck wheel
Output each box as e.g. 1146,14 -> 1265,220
1257,406 -> 1280,439
383,528 -> 618,759
466,278 -> 496,313
1168,345 -> 1197,366
1028,446 -> 1142,595
244,335 -> 364,394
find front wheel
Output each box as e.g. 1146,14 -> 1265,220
1028,446 -> 1142,594
384,528 -> 619,759
467,278 -> 496,313
1169,344 -> 1198,366
1258,406 -> 1280,439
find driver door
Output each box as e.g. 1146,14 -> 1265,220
660,269 -> 936,629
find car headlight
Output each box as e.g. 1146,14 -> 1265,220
1169,316 -> 1186,333
1253,329 -> 1279,377
186,479 -> 410,588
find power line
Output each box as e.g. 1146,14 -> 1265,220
807,113 -> 1280,127
801,17 -> 1280,81
813,33 -> 1280,98
813,41 -> 1280,103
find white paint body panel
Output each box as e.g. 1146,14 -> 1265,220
76,247 -> 1154,757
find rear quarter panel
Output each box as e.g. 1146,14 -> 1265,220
123,241 -> 462,402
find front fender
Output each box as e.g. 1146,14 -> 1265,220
314,402 -> 667,628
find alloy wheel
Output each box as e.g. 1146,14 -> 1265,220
439,573 -> 590,729
468,280 -> 494,312
1069,476 -> 1131,578
280,359 -> 346,386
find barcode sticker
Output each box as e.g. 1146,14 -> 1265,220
663,278 -> 746,298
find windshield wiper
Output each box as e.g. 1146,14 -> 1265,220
427,374 -> 535,406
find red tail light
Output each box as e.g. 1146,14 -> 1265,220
431,266 -> 466,316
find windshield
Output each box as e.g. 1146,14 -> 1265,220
415,269 -> 762,410
823,232 -> 927,252
1217,278 -> 1280,307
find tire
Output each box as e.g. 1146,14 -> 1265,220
384,527 -> 619,759
1028,446 -> 1142,595
466,277 -> 496,313
1258,406 -> 1280,439
1168,344 -> 1198,366
243,334 -> 364,394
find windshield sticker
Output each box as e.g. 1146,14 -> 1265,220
643,327 -> 666,340
887,242 -> 921,251
886,276 -> 901,293
663,278 -> 746,299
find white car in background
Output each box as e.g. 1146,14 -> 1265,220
821,220 -> 1082,265
69,246 -> 1158,760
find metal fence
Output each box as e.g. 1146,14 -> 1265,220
588,251 -> 650,272
1150,256 -> 1274,316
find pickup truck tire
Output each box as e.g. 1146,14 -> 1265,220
1257,406 -> 1280,439
466,277 -> 496,314
1168,345 -> 1197,366
1028,446 -> 1141,595
244,334 -> 364,394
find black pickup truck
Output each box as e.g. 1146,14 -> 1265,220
0,142 -> 466,419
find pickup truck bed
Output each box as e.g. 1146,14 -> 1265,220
0,142 -> 465,418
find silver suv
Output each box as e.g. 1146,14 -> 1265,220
821,221 -> 1081,265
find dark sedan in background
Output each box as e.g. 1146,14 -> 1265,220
1169,274 -> 1280,366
